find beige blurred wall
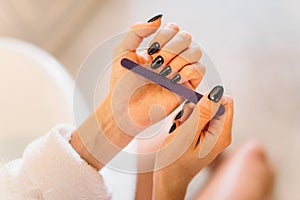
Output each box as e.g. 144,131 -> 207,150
0,0 -> 132,76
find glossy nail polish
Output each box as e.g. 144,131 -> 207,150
170,74 -> 181,83
175,109 -> 184,120
169,123 -> 176,134
151,55 -> 164,69
159,66 -> 172,77
208,85 -> 224,103
147,14 -> 163,23
148,42 -> 160,55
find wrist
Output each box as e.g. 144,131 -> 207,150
70,95 -> 134,170
153,169 -> 191,200
70,130 -> 104,170
95,94 -> 134,148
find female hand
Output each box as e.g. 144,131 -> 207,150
105,14 -> 204,136
153,89 -> 234,200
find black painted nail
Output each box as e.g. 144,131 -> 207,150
217,106 -> 225,116
148,42 -> 160,55
175,109 -> 184,120
170,74 -> 181,83
159,66 -> 172,77
169,123 -> 176,134
147,14 -> 163,23
208,85 -> 224,103
151,55 -> 164,69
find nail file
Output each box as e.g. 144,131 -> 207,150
120,58 -> 225,115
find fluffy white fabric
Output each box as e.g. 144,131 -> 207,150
0,125 -> 111,200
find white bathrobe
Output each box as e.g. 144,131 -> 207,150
0,125 -> 112,200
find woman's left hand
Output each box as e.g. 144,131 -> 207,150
105,15 -> 204,136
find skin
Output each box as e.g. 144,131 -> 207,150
152,96 -> 233,200
197,141 -> 275,200
69,17 -> 273,200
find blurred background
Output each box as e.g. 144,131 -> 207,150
0,0 -> 299,199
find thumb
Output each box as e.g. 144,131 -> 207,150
193,85 -> 224,129
158,86 -> 224,156
192,85 -> 225,159
114,14 -> 162,56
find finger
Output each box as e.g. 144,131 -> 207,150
197,96 -> 233,158
166,45 -> 202,78
150,31 -> 192,71
171,84 -> 223,133
196,86 -> 224,127
155,109 -> 199,169
176,63 -> 206,89
205,96 -> 234,140
169,100 -> 194,130
156,88 -> 226,169
160,86 -> 224,147
169,86 -> 223,130
169,86 -> 224,150
114,16 -> 162,56
213,96 -> 234,150
147,23 -> 180,55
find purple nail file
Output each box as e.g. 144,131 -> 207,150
121,58 -> 225,116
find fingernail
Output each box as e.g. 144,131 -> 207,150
169,123 -> 176,134
151,55 -> 164,69
208,85 -> 224,103
159,66 -> 172,77
170,74 -> 181,83
148,42 -> 160,55
217,105 -> 225,116
174,109 -> 184,120
147,14 -> 163,23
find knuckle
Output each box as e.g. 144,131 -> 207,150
179,66 -> 188,75
113,46 -> 121,57
179,31 -> 192,41
199,64 -> 206,75
223,134 -> 232,148
165,23 -> 180,32
191,63 -> 206,75
131,23 -> 141,29
227,96 -> 234,106
190,46 -> 202,60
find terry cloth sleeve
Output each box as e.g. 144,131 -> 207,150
0,124 -> 111,200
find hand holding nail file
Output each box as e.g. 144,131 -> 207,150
121,58 -> 225,116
